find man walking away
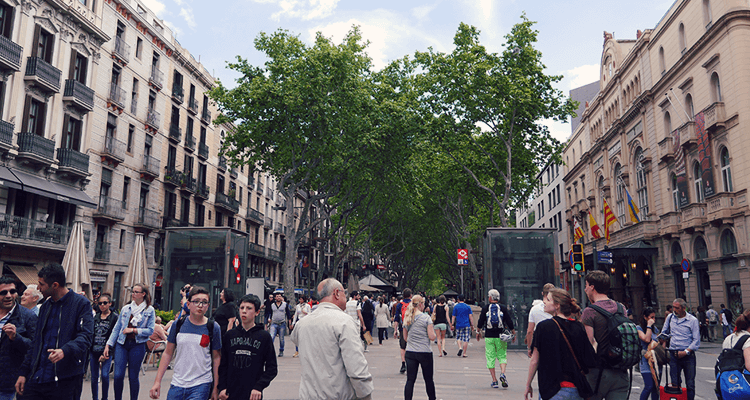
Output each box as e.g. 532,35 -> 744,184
346,291 -> 368,352
451,294 -> 474,358
662,298 -> 700,400
268,293 -> 288,357
291,279 -> 373,400
706,304 -> 720,341
15,264 -> 93,400
393,289 -> 413,373
361,295 -> 375,338
477,289 -> 515,388
721,304 -> 734,338
525,283 -> 554,356
0,276 -> 37,400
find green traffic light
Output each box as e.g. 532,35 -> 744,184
574,263 -> 583,271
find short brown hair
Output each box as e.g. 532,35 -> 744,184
542,283 -> 555,297
735,309 -> 750,332
585,270 -> 610,294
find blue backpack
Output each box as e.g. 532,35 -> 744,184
486,304 -> 502,329
715,335 -> 750,400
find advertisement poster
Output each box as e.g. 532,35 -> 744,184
694,112 -> 716,198
672,128 -> 690,208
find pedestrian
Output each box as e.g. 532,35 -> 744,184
268,293 -> 289,357
393,289 -> 413,373
402,295 -> 436,400
636,307 -> 660,400
451,294 -> 474,358
361,295 -> 375,338
721,303 -> 734,338
525,283 -> 554,356
175,284 -> 191,321
291,295 -> 311,357
476,289 -> 515,388
291,278 -> 373,400
213,288 -> 237,336
581,270 -> 630,400
104,283 -> 155,400
697,306 -> 709,342
721,308 -> 750,367
374,295 -> 391,345
263,294 -> 274,330
149,286 -> 221,400
218,294 -> 277,400
346,291 -> 368,352
20,284 -> 42,316
91,293 -> 118,400
706,304 -> 720,341
525,288 -> 596,400
0,276 -> 37,400
15,264 -> 94,400
662,298 -> 700,400
431,295 -> 449,357
146,316 -> 168,367
665,304 -> 673,319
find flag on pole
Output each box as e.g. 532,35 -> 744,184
573,217 -> 585,243
589,211 -> 602,239
625,187 -> 641,223
602,197 -> 617,244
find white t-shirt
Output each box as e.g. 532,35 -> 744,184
723,331 -> 750,350
528,300 -> 552,329
167,318 -> 222,388
346,299 -> 361,326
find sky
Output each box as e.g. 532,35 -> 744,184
142,0 -> 677,142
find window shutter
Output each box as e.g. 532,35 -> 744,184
68,49 -> 78,80
79,56 -> 88,84
37,101 -> 47,136
20,95 -> 30,132
3,6 -> 15,39
31,25 -> 40,58
61,114 -> 70,148
44,32 -> 53,63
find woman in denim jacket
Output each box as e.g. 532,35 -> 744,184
103,283 -> 155,400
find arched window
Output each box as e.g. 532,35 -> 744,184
711,72 -> 722,102
614,164 -> 625,225
635,148 -> 649,220
598,175 -> 605,216
703,0 -> 712,27
671,241 -> 683,264
679,23 -> 686,53
721,229 -> 737,255
672,174 -> 680,211
659,47 -> 666,74
694,236 -> 708,260
685,94 -> 694,118
721,147 -> 733,192
693,162 -> 704,202
664,112 -> 672,134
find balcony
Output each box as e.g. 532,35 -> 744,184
246,208 -> 264,225
201,108 -> 211,124
706,190 -> 748,225
24,57 -> 61,93
102,135 -> 125,164
163,217 -> 189,228
215,191 -> 240,214
149,67 -> 163,91
146,109 -> 160,132
677,121 -> 696,150
172,87 -> 184,104
168,123 -> 181,143
56,148 -> 90,177
703,102 -> 726,132
108,83 -> 126,111
130,98 -> 138,115
268,248 -> 283,263
112,36 -> 130,65
274,222 -> 282,232
0,120 -> 13,149
163,167 -> 181,187
195,182 -> 210,200
63,80 -> 94,112
17,133 -> 55,163
139,154 -> 160,179
658,211 -> 681,237
179,174 -> 196,193
658,136 -> 674,164
218,155 -> 227,171
198,142 -> 209,160
230,167 -> 238,179
0,34 -> 22,72
187,97 -> 199,115
135,207 -> 161,231
94,195 -> 126,222
0,213 -> 72,249
263,216 -> 272,228
184,135 -> 195,152
680,203 -> 706,232
248,242 -> 264,257
93,242 -> 110,262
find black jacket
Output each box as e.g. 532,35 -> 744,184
218,324 -> 277,398
477,303 -> 514,338
0,305 -> 37,391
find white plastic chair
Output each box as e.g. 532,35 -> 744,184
141,339 -> 167,375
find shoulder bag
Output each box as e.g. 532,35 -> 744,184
552,318 -> 594,399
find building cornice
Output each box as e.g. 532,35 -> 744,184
47,0 -> 110,43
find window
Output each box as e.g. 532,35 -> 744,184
186,117 -> 194,140
598,175 -> 605,216
703,0 -> 712,28
23,96 -> 47,136
215,210 -> 223,227
614,164 -> 625,225
672,174 -> 680,211
105,113 -> 116,140
693,162 -> 704,202
184,155 -> 193,178
119,229 -> 125,249
195,203 -> 205,226
181,197 -> 190,223
61,115 -> 82,150
0,3 -> 14,40
671,242 -> 683,264
635,148 -> 649,220
664,111 -> 672,134
720,147 -> 733,192
217,174 -> 225,194
165,191 -> 177,219
694,236 -> 708,260
678,23 -> 686,53
148,90 -> 156,112
659,47 -> 665,74
69,52 -> 88,84
685,94 -> 694,118
123,176 -> 130,208
172,70 -> 183,96
131,78 -> 138,113
167,145 -> 176,170
198,163 -> 207,185
711,72 -> 722,102
127,124 -> 134,153
33,26 -> 54,63
135,37 -> 143,59
721,229 -> 737,255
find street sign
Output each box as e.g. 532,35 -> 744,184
597,251 -> 613,265
233,254 -> 240,272
236,273 -> 241,284
681,258 -> 691,272
682,271 -> 689,279
457,249 -> 468,265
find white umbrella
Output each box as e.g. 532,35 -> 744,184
62,220 -> 92,299
122,233 -> 150,306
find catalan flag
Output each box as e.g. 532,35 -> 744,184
602,197 -> 617,244
625,187 -> 641,223
589,211 -> 602,239
573,217 -> 585,243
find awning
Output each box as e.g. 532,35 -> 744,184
10,169 -> 96,208
0,167 -> 21,190
6,265 -> 40,287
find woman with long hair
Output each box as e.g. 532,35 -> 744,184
431,295 -> 449,357
374,296 -> 391,345
722,309 -> 750,370
104,284 -> 155,400
292,295 -> 311,357
525,288 -> 596,400
637,307 -> 660,400
214,287 -> 237,335
403,295 -> 437,400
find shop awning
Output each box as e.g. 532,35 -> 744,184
10,169 -> 96,208
6,265 -> 40,287
0,167 -> 21,190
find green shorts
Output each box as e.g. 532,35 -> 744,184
484,337 -> 508,368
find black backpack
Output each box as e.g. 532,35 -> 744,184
715,335 -> 750,400
589,303 -> 640,370
174,316 -> 216,351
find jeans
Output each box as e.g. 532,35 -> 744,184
91,352 -> 113,400
549,387 -> 584,400
269,322 -> 286,352
113,340 -> 147,400
669,351 -> 696,400
586,368 -> 629,400
404,351 -> 435,400
0,391 -> 15,400
21,375 -> 81,400
378,328 -> 387,344
639,372 -> 658,400
165,382 -> 212,400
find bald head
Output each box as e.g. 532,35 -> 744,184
317,278 -> 345,310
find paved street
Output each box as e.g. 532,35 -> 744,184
79,333 -> 725,400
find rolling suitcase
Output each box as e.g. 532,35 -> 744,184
658,359 -> 687,400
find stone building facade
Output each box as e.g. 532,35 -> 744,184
563,0 -> 748,320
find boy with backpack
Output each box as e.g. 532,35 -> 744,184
715,309 -> 750,400
476,289 -> 515,389
581,271 -> 639,400
149,286 -> 222,400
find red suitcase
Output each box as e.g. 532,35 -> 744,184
657,360 -> 687,400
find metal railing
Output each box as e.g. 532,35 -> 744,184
130,97 -> 138,115
96,195 -> 126,220
0,34 -> 22,71
198,142 -> 209,159
188,97 -> 199,114
0,213 -> 72,245
25,57 -> 61,92
215,192 -> 240,213
137,207 -> 160,229
0,120 -> 13,146
141,154 -> 160,176
248,242 -> 265,256
108,83 -> 126,109
218,155 -> 227,171
246,208 -> 263,224
149,67 -> 163,89
64,80 -> 94,110
94,241 -> 110,262
56,148 -> 89,174
113,36 -> 130,63
168,123 -> 181,142
147,109 -> 160,130
185,135 -> 195,151
172,87 -> 184,103
196,182 -> 210,198
163,167 -> 182,186
230,168 -> 238,179
201,108 -> 211,124
102,135 -> 125,160
17,133 -> 54,160
263,216 -> 272,228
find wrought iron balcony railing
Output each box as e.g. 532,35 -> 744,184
102,135 -> 125,161
196,182 -> 210,199
94,241 -> 110,262
0,34 -> 22,71
140,154 -> 160,177
0,213 -> 72,245
201,108 -> 211,124
17,132 -> 54,160
0,120 -> 13,147
56,148 -> 90,174
108,83 -> 126,109
113,36 -> 130,64
215,192 -> 240,214
172,87 -> 184,103
185,135 -> 195,151
95,195 -> 126,220
149,67 -> 163,90
198,142 -> 209,159
188,97 -> 199,114
147,109 -> 160,130
137,207 -> 160,229
63,79 -> 94,111
168,123 -> 181,142
218,155 -> 227,171
25,57 -> 61,92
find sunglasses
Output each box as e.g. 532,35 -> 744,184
0,289 -> 18,296
98,301 -> 110,305
132,291 -> 144,294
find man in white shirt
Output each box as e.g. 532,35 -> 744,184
346,291 -> 367,352
292,279 -> 373,400
525,283 -> 554,356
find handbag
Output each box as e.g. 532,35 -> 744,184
552,318 -> 594,399
363,331 -> 374,345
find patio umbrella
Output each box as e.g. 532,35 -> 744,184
122,233 -> 150,306
61,220 -> 92,299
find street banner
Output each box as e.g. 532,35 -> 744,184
694,112 -> 716,198
672,128 -> 690,208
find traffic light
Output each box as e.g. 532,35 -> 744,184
572,244 -> 585,272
